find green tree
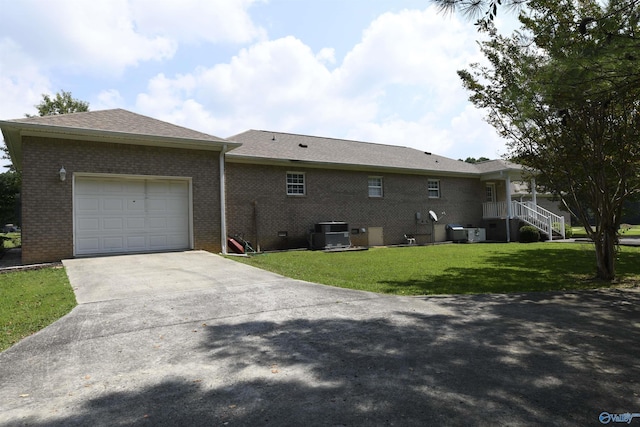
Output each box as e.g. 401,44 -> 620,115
1,91 -> 90,225
26,90 -> 90,117
431,0 -> 527,23
0,171 -> 20,226
461,156 -> 490,164
2,90 -> 90,169
458,0 -> 640,280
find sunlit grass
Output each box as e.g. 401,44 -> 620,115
230,243 -> 640,295
0,267 -> 76,352
570,225 -> 640,238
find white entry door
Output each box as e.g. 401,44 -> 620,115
74,176 -> 191,256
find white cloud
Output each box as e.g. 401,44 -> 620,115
449,104 -> 506,159
129,0 -> 266,44
0,38 -> 51,119
2,0 -> 176,76
136,36 -> 378,136
337,8 -> 481,95
131,5 -> 505,158
316,47 -> 336,65
94,89 -> 126,110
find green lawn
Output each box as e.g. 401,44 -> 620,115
0,232 -> 21,249
0,268 -> 77,352
230,243 -> 640,295
570,224 -> 640,238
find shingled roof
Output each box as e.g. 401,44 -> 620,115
227,130 -> 482,176
0,109 -> 236,170
226,130 -> 529,178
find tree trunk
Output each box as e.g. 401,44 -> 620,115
593,228 -> 617,281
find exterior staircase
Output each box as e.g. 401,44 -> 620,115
512,201 -> 566,240
483,201 -> 566,240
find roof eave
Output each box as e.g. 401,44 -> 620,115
0,121 -> 241,172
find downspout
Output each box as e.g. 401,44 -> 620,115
505,175 -> 512,242
220,144 -> 229,254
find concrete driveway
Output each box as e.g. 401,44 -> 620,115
1,250 -> 639,426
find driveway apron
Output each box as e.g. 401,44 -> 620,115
1,250 -> 639,426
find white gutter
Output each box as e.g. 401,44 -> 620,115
220,143 -> 229,254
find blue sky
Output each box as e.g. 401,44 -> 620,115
1,0 -> 518,168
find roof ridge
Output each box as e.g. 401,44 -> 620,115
241,129 -> 430,153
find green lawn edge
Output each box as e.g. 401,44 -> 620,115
0,267 -> 77,352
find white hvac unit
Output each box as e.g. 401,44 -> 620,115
464,228 -> 486,243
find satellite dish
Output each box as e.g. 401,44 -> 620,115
429,210 -> 438,222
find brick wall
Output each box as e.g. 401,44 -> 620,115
21,136 -> 221,263
225,162 -> 485,250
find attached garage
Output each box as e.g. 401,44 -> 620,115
0,108 -> 241,264
74,176 -> 191,256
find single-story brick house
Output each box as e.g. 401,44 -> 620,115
1,109 -> 566,263
224,130 -> 567,251
0,109 -> 239,264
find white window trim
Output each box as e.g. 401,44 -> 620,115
286,171 -> 306,196
428,179 -> 440,199
486,183 -> 496,202
368,176 -> 383,198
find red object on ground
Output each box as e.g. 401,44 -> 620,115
227,238 -> 245,254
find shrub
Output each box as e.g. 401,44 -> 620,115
564,228 -> 573,238
519,226 -> 540,243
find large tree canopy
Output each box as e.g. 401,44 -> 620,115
458,0 -> 640,280
26,90 -> 90,117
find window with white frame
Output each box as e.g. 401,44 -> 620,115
286,172 -> 305,195
486,183 -> 496,202
368,176 -> 383,197
428,179 -> 440,198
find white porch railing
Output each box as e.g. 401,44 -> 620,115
483,201 -> 566,240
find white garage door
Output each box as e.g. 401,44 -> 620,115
74,176 -> 191,256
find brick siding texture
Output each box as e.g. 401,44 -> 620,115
225,162 -> 485,251
21,136 -> 221,263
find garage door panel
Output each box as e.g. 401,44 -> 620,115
77,218 -> 100,231
102,198 -> 124,211
126,199 -> 145,212
76,197 -> 100,212
148,217 -> 167,229
147,199 -> 167,211
148,235 -> 168,248
126,217 -> 146,230
103,218 -> 124,230
75,177 -> 191,256
126,236 -> 147,250
76,237 -> 100,252
103,236 -> 125,250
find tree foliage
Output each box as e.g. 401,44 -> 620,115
431,0 -> 528,24
2,90 -> 91,170
1,91 -> 90,225
0,171 -> 20,226
458,0 -> 640,280
26,90 -> 90,117
460,156 -> 491,163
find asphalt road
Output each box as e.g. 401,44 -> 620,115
1,251 -> 639,426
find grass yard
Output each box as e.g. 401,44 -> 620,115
0,268 -> 77,352
570,224 -> 640,238
231,243 -> 640,295
0,232 -> 21,249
